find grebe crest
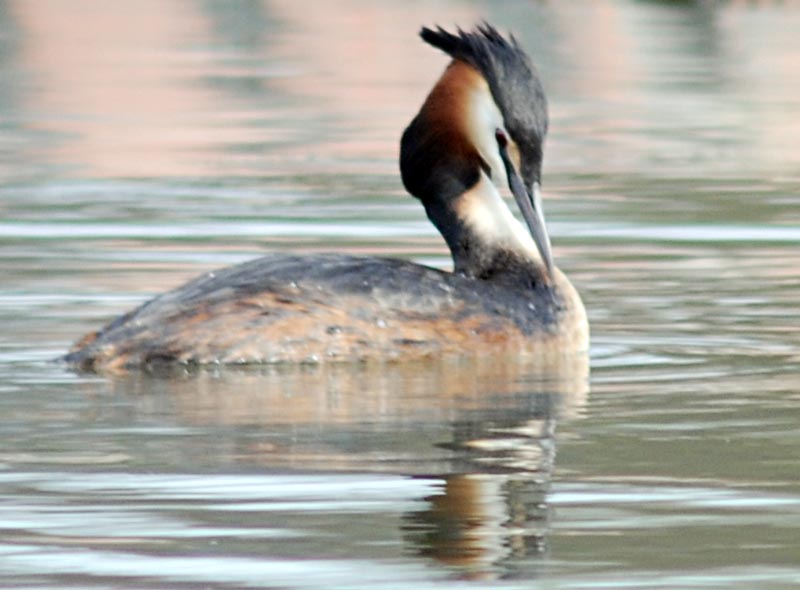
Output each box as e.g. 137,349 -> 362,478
401,23 -> 552,288
63,24 -> 588,371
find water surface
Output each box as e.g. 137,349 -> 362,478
1,1 -> 800,588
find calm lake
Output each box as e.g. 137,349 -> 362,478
2,1 -> 800,588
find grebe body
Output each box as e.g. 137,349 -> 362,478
65,254 -> 585,371
64,25 -> 588,371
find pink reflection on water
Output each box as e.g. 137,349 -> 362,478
261,0 -> 483,173
12,0 -> 222,177
9,1 -> 800,179
9,0 -> 484,179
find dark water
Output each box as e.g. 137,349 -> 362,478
2,1 -> 800,588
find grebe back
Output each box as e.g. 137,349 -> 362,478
64,24 -> 588,372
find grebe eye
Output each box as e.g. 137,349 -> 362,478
495,128 -> 508,148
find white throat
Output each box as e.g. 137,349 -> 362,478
455,172 -> 542,264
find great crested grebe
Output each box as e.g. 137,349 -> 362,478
64,24 -> 588,372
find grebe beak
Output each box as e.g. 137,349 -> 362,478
496,130 -> 554,276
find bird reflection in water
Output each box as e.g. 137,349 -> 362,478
106,352 -> 587,580
404,391 -> 558,579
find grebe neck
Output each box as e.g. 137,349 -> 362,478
428,170 -> 548,288
400,60 -> 549,288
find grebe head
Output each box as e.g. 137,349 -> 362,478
401,24 -> 553,286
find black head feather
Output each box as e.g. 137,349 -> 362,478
419,23 -> 548,185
